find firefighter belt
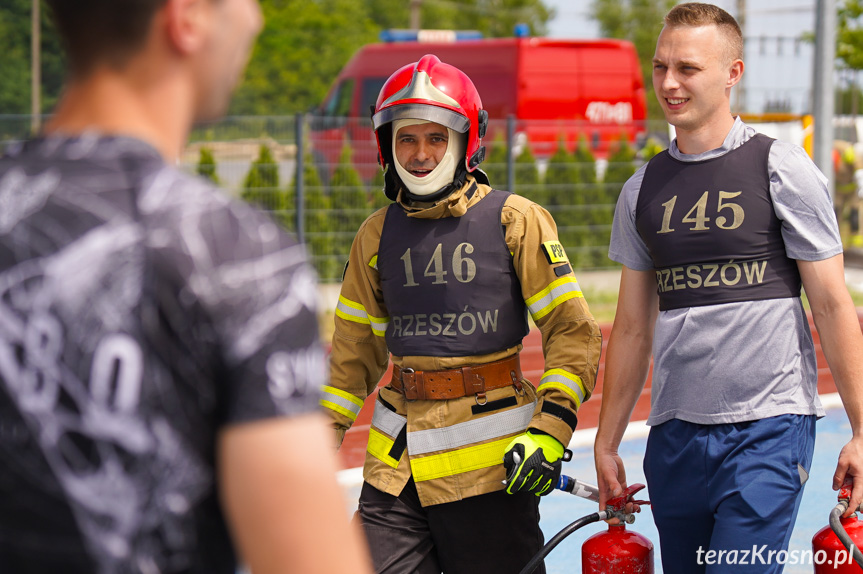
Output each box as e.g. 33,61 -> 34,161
391,354 -> 523,401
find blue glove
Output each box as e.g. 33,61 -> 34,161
503,430 -> 565,496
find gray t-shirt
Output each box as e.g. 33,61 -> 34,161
0,134 -> 324,573
609,118 -> 840,425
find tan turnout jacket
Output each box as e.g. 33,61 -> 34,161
323,176 -> 602,506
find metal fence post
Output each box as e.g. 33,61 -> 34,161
294,112 -> 305,244
506,114 -> 515,193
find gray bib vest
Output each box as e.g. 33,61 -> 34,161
635,134 -> 801,311
378,187 -> 529,357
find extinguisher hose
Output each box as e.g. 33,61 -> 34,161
829,503 -> 863,568
518,510 -> 608,574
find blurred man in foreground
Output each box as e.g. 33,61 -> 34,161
0,1 -> 371,573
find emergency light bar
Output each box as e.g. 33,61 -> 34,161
379,29 -> 484,43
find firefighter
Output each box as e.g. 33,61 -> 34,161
323,55 -> 602,574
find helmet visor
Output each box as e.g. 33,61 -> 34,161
373,104 -> 470,134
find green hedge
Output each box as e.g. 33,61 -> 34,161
232,135 -> 665,279
196,147 -> 220,184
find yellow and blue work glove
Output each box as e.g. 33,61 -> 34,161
503,430 -> 566,496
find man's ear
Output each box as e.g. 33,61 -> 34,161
163,0 -> 210,55
727,59 -> 744,89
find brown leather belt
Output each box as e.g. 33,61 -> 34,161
390,355 -> 523,401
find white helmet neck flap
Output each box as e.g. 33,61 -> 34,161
391,118 -> 467,198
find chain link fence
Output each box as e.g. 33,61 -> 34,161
1,114 -> 673,282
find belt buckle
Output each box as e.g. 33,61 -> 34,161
400,367 -> 418,401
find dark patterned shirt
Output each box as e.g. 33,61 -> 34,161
0,134 -> 323,573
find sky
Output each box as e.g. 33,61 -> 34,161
544,0 -> 819,116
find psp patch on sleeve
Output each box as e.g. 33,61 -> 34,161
541,240 -> 569,264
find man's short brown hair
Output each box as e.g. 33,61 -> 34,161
664,2 -> 744,63
45,0 -> 169,76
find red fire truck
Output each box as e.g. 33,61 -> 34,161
311,30 -> 648,181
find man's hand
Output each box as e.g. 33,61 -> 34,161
834,435 -> 863,517
503,431 -> 565,496
595,447 -> 639,521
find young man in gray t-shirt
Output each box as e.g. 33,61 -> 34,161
594,4 -> 863,573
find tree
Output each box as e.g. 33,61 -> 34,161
328,143 -> 370,280
589,134 -> 637,267
514,143 -> 542,204
365,0 -> 553,40
368,166 -> 391,210
573,136 -> 598,186
3,0 -> 555,120
543,138 -> 580,260
589,0 -> 676,121
286,148 -> 343,279
838,0 -> 863,71
834,0 -> 863,114
196,147 -> 220,184
287,149 -> 328,227
640,137 -> 665,161
603,134 -> 637,190
483,134 -> 509,189
330,143 -> 370,231
542,138 -> 576,216
241,144 -> 282,210
566,136 -> 600,268
0,0 -> 65,133
231,0 -> 555,115
230,0 -> 378,115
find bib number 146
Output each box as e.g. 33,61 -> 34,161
400,242 -> 477,287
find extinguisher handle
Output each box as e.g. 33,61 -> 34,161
556,475 -> 601,502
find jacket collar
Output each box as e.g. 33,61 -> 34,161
397,177 -> 480,219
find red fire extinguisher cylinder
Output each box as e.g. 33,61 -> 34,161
582,483 -> 653,574
582,523 -> 654,574
812,480 -> 863,573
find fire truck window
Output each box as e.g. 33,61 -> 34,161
361,78 -> 387,117
326,79 -> 355,117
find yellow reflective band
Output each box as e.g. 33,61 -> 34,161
336,296 -> 370,325
335,296 -> 389,337
541,240 -> 569,264
369,255 -> 378,269
320,399 -> 360,421
525,277 -> 583,321
536,382 -> 584,409
322,385 -> 364,408
367,428 -> 401,468
411,436 -> 512,482
537,369 -> 587,409
368,313 -> 389,337
320,386 -> 364,422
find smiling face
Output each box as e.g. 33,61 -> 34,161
394,122 -> 450,177
652,23 -> 743,150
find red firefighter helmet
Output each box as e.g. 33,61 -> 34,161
372,54 -> 488,174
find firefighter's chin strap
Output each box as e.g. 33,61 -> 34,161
392,119 -> 467,198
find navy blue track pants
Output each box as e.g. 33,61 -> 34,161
644,414 -> 816,573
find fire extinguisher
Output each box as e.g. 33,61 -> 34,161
518,476 -> 652,574
812,479 -> 863,573
581,483 -> 654,574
